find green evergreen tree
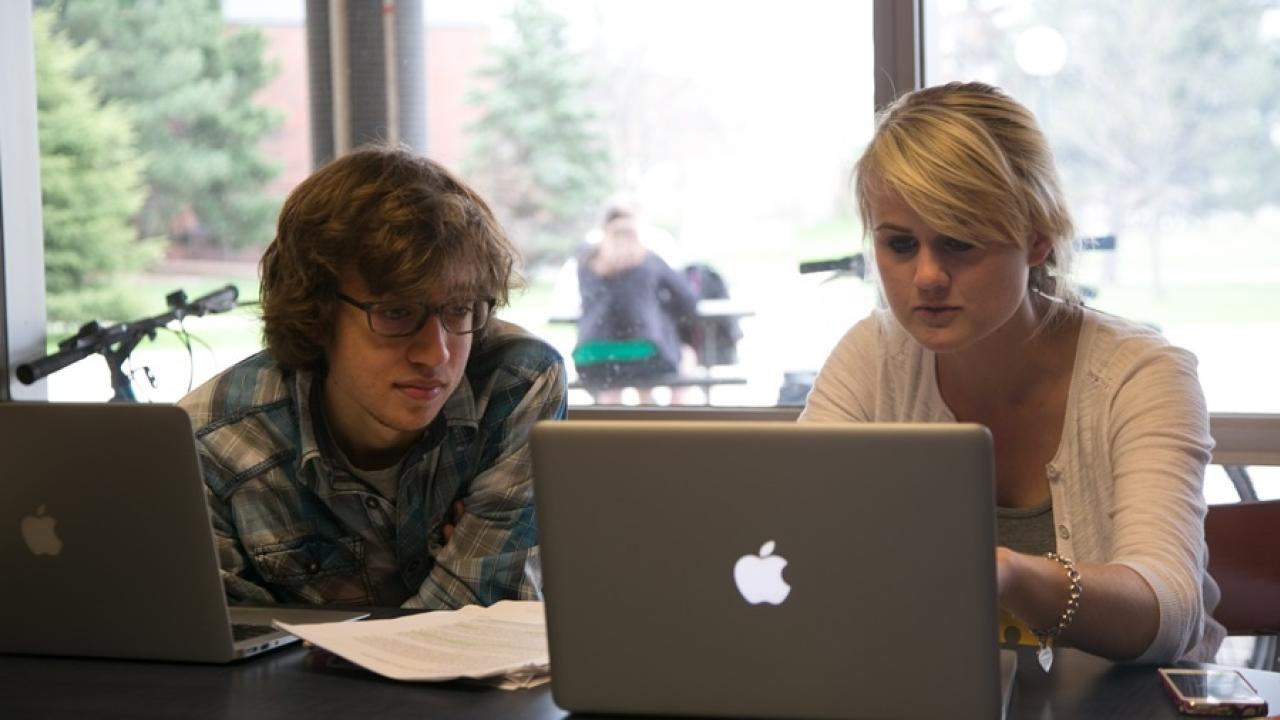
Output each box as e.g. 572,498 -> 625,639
45,0 -> 281,253
464,0 -> 613,266
34,9 -> 161,323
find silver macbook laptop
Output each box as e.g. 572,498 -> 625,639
0,402 -> 365,663
532,420 -> 1017,719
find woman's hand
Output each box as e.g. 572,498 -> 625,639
996,547 -> 1069,630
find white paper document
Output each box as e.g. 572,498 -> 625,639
275,600 -> 549,687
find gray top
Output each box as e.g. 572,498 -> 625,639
996,498 -> 1057,556
329,427 -> 404,501
348,461 -> 403,502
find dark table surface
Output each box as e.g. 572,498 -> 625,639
3,642 -> 1279,719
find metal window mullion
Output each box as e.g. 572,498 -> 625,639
0,2 -> 49,402
873,0 -> 923,111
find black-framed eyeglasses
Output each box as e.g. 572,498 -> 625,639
337,293 -> 494,338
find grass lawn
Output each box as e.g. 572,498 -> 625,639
1091,283 -> 1280,325
35,208 -> 1280,391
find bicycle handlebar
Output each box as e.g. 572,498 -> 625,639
798,254 -> 865,278
182,284 -> 239,317
14,284 -> 240,386
15,344 -> 96,385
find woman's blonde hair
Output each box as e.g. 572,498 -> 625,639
854,81 -> 1080,325
260,144 -> 520,371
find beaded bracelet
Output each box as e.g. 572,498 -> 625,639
1032,552 -> 1083,672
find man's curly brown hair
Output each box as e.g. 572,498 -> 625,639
259,145 -> 520,371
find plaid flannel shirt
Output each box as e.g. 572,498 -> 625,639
178,319 -> 566,610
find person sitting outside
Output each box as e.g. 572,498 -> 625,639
572,203 -> 698,405
179,145 -> 567,610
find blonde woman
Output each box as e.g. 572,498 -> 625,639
801,82 -> 1223,665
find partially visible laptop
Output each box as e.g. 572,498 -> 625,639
532,420 -> 1017,720
0,402 -> 365,663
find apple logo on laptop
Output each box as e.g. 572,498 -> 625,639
733,540 -> 791,605
21,505 -> 63,556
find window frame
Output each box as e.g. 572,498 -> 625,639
1,2 -> 48,402
899,0 -> 1278,486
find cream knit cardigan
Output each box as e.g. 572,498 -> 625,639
800,308 -> 1225,663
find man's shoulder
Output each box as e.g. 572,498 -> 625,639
465,319 -> 567,431
178,350 -> 298,435
468,318 -> 565,382
178,351 -> 304,497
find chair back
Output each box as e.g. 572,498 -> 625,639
1205,499 -> 1280,633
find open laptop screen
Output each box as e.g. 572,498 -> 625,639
532,420 -> 1003,719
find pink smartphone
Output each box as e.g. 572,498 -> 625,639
1159,668 -> 1269,717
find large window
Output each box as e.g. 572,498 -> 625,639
923,0 -> 1280,501
453,2 -> 878,408
6,1 -> 1278,428
924,0 -> 1280,416
17,0 -> 875,408
22,0 -> 285,401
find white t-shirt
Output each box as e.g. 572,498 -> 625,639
800,308 -> 1225,663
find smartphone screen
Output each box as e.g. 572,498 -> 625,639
1166,670 -> 1261,701
1160,668 -> 1269,716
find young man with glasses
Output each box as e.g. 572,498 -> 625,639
179,146 -> 567,610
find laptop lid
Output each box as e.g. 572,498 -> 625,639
0,402 -> 361,663
532,420 -> 1004,719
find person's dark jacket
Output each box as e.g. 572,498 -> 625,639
576,251 -> 697,375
